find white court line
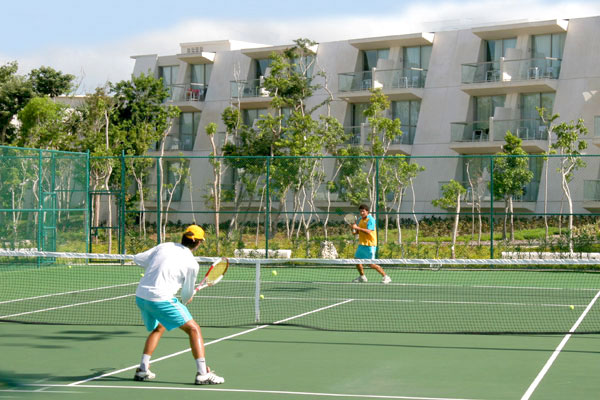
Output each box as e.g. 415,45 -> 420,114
67,299 -> 354,386
0,282 -> 137,305
0,294 -> 134,319
22,384 -> 480,400
521,289 -> 600,400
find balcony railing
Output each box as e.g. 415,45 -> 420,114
163,83 -> 207,103
584,180 -> 600,201
492,119 -> 549,141
391,126 -> 416,145
338,68 -> 427,92
230,79 -> 270,98
344,126 -> 362,145
439,180 -> 539,203
461,57 -> 561,84
450,121 -> 490,142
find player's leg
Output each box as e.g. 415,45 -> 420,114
180,320 -> 225,385
353,263 -> 367,282
370,263 -> 391,283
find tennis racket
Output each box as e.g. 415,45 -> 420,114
195,257 -> 229,292
344,213 -> 357,234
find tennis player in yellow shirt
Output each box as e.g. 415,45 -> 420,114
351,204 -> 391,284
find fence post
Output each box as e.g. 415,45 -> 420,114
156,156 -> 161,244
265,157 -> 270,258
120,151 -> 126,254
490,155 -> 495,259
375,156 -> 379,258
86,150 -> 90,253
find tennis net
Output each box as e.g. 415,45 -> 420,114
1,249 -> 599,334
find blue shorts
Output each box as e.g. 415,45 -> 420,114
136,296 -> 193,332
355,245 -> 376,259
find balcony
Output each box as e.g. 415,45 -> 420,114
338,68 -> 426,102
450,121 -> 498,154
451,119 -> 549,154
163,83 -> 207,111
343,124 -> 413,154
583,180 -> 600,211
230,79 -> 271,106
438,180 -> 539,211
460,58 -> 561,96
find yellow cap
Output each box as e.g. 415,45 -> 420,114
183,225 -> 205,241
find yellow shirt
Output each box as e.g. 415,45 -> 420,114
358,215 -> 377,247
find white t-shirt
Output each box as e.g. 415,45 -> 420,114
134,242 -> 199,304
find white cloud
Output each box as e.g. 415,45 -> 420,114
2,0 -> 598,93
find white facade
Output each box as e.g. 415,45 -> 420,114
131,17 -> 600,223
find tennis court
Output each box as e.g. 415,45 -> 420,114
1,253 -> 599,399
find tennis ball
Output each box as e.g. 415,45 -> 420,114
259,294 -> 264,299
569,305 -> 575,310
140,273 -> 144,277
272,270 -> 278,276
68,265 -> 72,269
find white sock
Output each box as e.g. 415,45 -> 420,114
196,358 -> 207,375
140,354 -> 151,371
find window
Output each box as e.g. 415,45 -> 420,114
474,95 -> 505,121
243,108 -> 268,126
352,103 -> 369,126
531,33 -> 565,78
256,58 -> 272,79
179,112 -> 201,151
165,160 -> 189,202
403,46 -> 432,69
485,38 -> 516,62
392,100 -> 421,144
520,93 -> 554,119
191,64 -> 212,85
362,49 -> 389,71
532,33 -> 566,59
159,65 -> 179,100
291,55 -> 315,78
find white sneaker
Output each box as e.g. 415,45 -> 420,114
352,275 -> 368,283
133,368 -> 156,381
382,275 -> 391,284
195,371 -> 225,385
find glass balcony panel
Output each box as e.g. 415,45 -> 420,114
584,180 -> 600,201
338,71 -> 373,92
461,61 -> 499,84
373,68 -> 427,89
230,79 -> 266,98
391,125 -> 416,144
461,58 -> 561,84
343,126 -> 361,145
450,121 -> 490,142
492,119 -> 549,141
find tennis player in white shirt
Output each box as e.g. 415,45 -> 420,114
133,224 -> 224,385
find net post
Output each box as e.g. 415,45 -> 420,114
254,260 -> 261,323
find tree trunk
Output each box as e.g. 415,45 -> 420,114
451,192 -> 460,259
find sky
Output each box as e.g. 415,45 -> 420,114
2,0 -> 599,93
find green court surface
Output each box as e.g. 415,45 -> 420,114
1,322 -> 599,400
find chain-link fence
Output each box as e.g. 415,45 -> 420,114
0,146 -> 89,253
3,147 -> 600,259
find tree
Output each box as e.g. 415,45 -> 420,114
432,180 -> 466,258
0,62 -> 34,144
537,107 -> 559,241
29,66 -> 75,98
15,96 -> 70,149
493,132 -> 533,241
550,118 -> 588,253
